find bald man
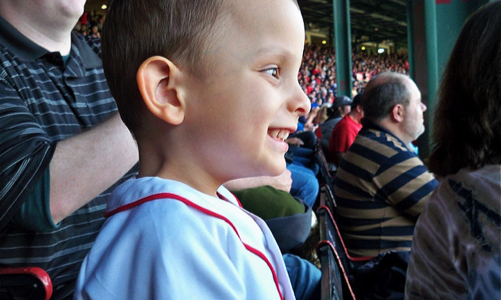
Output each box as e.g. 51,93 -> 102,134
333,72 -> 438,258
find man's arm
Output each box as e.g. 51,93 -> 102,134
223,170 -> 292,193
379,154 -> 438,217
49,113 -> 138,223
0,65 -> 138,231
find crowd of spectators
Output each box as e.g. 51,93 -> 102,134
73,10 -> 104,37
296,43 -> 410,162
298,43 -> 409,107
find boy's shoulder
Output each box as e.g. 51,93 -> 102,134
96,177 -> 286,265
106,177 -> 238,215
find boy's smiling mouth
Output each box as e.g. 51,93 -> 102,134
268,129 -> 291,142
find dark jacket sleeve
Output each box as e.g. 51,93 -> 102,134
0,73 -> 55,232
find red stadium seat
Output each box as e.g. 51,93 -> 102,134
0,267 -> 52,300
316,184 -> 375,300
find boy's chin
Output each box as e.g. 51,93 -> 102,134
262,161 -> 287,177
238,157 -> 286,178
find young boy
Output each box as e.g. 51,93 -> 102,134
73,0 -> 310,299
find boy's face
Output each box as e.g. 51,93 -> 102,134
181,0 -> 310,182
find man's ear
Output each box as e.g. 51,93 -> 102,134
137,56 -> 185,125
391,104 -> 405,123
356,105 -> 363,114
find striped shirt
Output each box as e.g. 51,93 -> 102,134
333,119 -> 438,257
0,17 -> 134,299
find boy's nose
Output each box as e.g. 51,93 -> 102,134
290,86 -> 311,117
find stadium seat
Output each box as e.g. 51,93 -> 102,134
316,185 -> 376,300
0,267 -> 52,300
317,237 -> 355,300
319,184 -> 336,213
314,141 -> 337,193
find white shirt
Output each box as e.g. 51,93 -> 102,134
74,177 -> 294,300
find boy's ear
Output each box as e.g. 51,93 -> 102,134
391,104 -> 405,123
137,56 -> 185,125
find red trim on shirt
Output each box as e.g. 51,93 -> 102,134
217,191 -> 243,208
104,192 -> 284,300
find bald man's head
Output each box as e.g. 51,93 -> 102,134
362,72 -> 416,122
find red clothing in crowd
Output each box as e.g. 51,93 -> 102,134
328,114 -> 362,155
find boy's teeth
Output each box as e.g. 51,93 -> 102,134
269,129 -> 289,141
269,129 -> 279,139
278,130 -> 289,141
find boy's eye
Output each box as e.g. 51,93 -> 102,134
263,67 -> 279,79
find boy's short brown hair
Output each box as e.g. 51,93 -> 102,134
101,0 -> 223,132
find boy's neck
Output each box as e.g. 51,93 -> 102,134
138,151 -> 222,198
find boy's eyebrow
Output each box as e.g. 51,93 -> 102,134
254,46 -> 295,62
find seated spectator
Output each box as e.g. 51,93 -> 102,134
313,103 -> 330,126
328,92 -> 364,165
80,23 -> 88,36
287,162 -> 319,208
333,72 -> 438,258
0,2 -> 138,299
284,131 -> 320,208
287,130 -> 319,170
74,0 -> 311,299
405,2 -> 501,299
298,105 -> 320,132
89,24 -> 100,38
317,95 -> 352,157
